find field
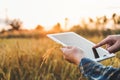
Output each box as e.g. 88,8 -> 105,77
0,36 -> 120,80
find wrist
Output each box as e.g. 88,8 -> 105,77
76,56 -> 85,65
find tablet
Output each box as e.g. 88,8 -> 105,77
47,32 -> 115,62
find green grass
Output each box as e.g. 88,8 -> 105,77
0,37 -> 119,80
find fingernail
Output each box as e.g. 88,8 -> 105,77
93,45 -> 96,48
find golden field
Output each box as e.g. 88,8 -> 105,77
0,12 -> 120,80
0,35 -> 119,80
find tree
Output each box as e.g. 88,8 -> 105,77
35,25 -> 44,31
0,29 -> 6,33
51,23 -> 62,32
9,19 -> 22,30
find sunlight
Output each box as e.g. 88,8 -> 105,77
0,0 -> 120,30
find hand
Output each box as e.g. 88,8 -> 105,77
61,46 -> 85,65
94,35 -> 120,53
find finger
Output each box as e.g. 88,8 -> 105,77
64,57 -> 75,64
60,48 -> 66,52
66,46 -> 73,49
60,47 -> 71,54
107,41 -> 120,53
93,37 -> 110,48
106,44 -> 111,49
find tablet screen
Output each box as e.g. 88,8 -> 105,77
47,32 -> 115,61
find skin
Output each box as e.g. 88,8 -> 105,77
93,35 -> 120,53
61,46 -> 85,65
61,35 -> 120,65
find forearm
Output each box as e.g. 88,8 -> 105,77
79,58 -> 120,80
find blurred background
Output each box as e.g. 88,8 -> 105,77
0,0 -> 120,80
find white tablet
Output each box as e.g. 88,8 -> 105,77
47,32 -> 115,62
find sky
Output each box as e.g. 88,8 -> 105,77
0,0 -> 120,30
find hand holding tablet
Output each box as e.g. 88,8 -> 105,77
47,32 -> 115,62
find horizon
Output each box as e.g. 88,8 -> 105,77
0,0 -> 120,30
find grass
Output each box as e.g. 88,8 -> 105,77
0,36 -> 119,80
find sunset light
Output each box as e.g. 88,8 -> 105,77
0,0 -> 120,30
1,0 -> 120,80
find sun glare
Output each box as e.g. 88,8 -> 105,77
0,0 -> 120,30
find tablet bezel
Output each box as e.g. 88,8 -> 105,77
47,32 -> 115,62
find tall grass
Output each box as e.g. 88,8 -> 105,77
0,37 -> 119,80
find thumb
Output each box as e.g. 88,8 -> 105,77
60,48 -> 67,53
